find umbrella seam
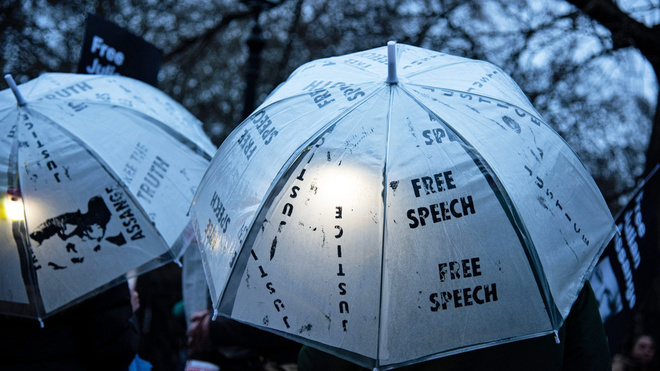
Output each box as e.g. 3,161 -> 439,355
401,60 -> 478,80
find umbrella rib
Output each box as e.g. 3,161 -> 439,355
374,84 -> 396,367
4,119 -> 46,319
466,155 -> 562,329
8,219 -> 46,320
317,53 -> 384,78
114,104 -> 214,161
406,83 -> 541,121
399,83 -> 564,333
254,81 -> 384,119
402,60 -> 475,80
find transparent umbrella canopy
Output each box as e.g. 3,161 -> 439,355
189,42 -> 615,370
0,73 -> 215,321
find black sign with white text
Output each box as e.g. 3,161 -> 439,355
77,13 -> 162,86
589,164 -> 659,356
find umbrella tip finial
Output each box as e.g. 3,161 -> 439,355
4,74 -> 27,106
386,41 -> 398,84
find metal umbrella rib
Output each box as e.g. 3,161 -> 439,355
8,140 -> 42,318
110,105 -> 214,161
375,84 -> 396,369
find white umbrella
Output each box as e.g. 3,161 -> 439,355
189,42 -> 615,370
0,73 -> 215,320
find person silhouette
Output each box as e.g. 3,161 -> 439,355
29,196 -> 111,245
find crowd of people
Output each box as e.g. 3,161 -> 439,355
3,239 -> 658,371
612,334 -> 659,371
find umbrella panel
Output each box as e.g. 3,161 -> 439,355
224,94 -> 389,360
380,88 -> 552,364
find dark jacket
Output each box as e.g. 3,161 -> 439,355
298,281 -> 610,370
191,316 -> 301,371
0,282 -> 139,371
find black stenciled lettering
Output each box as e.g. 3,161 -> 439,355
137,156 -> 169,204
429,283 -> 498,311
408,196 -> 476,229
310,89 -> 335,108
430,257 -> 494,311
524,164 -> 588,246
296,168 -> 306,181
274,299 -> 284,311
290,186 -> 300,198
429,293 -> 440,311
438,257 -> 482,282
334,204 -> 350,331
411,171 -> 456,198
449,261 -> 461,280
210,191 -> 231,233
237,129 -> 257,160
251,110 -> 279,144
106,187 -> 145,241
282,203 -> 293,217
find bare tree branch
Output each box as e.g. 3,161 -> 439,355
162,9 -> 253,64
565,0 -> 660,175
565,0 -> 660,64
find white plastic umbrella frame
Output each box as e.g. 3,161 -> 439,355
189,42 -> 615,370
0,73 -> 215,320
